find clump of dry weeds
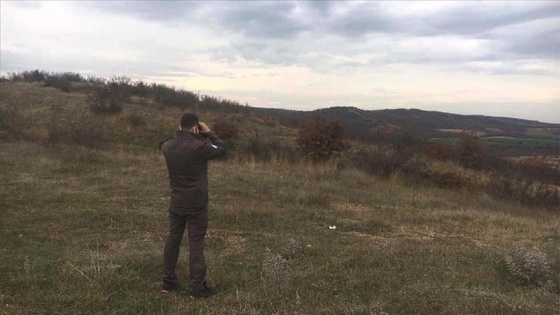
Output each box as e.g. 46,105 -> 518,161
262,248 -> 293,292
280,238 -> 304,260
504,245 -> 554,291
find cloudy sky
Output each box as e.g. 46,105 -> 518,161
1,1 -> 559,122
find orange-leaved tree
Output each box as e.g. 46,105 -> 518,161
456,131 -> 484,168
296,116 -> 347,162
212,116 -> 241,140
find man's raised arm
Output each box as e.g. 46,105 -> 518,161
198,122 -> 227,160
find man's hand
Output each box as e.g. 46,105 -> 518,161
198,122 -> 211,135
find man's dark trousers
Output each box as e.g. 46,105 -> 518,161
162,207 -> 208,292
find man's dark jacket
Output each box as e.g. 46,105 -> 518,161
161,130 -> 226,209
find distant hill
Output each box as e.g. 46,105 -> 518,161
250,106 -> 560,142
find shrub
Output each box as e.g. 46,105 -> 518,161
199,95 -> 247,114
423,170 -> 470,189
296,116 -> 347,162
457,132 -> 484,168
279,238 -> 304,260
6,70 -> 84,91
259,114 -> 279,127
44,74 -> 71,92
130,81 -> 149,97
486,174 -> 559,209
352,146 -> 413,178
426,141 -> 452,160
212,116 -> 241,140
242,131 -> 294,162
520,159 -> 560,186
151,83 -> 198,109
504,246 -> 554,291
87,86 -> 122,114
8,69 -> 48,82
87,76 -> 106,85
108,76 -> 133,102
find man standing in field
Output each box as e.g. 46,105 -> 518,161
159,113 -> 227,299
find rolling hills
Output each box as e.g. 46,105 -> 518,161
0,81 -> 559,314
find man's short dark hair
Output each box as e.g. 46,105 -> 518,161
180,113 -> 199,129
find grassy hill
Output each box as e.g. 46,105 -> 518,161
1,82 -> 559,314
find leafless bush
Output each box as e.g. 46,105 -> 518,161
87,76 -> 106,85
504,245 -> 554,291
404,161 -> 472,189
7,69 -> 48,82
486,174 -> 559,209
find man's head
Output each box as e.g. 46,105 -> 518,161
180,113 -> 199,132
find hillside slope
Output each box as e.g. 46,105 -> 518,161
1,142 -> 559,314
0,82 -> 559,314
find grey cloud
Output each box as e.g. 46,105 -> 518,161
214,39 -> 301,66
85,1 -> 307,39
505,28 -> 560,60
0,48 -> 209,82
232,2 -> 557,65
81,1 -> 560,39
433,2 -> 560,36
4,1 -> 558,80
217,2 -> 306,38
80,1 -> 560,63
300,1 -> 335,14
4,1 -> 43,10
82,1 -> 200,22
322,2 -> 560,38
327,5 -> 397,37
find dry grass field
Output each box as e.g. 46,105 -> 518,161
1,82 -> 559,314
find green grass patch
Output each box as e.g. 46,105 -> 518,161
431,137 -> 560,149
